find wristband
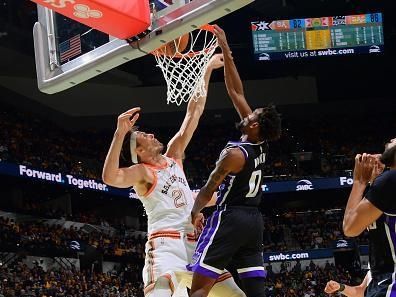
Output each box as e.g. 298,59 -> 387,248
338,283 -> 345,292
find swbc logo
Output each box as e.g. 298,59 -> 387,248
369,45 -> 381,53
70,240 -> 81,251
268,252 -> 309,262
42,0 -> 103,19
296,180 -> 314,191
258,53 -> 271,61
336,239 -> 349,248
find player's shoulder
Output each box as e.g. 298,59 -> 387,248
128,163 -> 155,179
220,146 -> 245,159
374,169 -> 396,185
225,140 -> 243,148
383,169 -> 396,178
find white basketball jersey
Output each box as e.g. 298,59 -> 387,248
136,156 -> 194,234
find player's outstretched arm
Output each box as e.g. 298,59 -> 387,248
191,148 -> 245,222
102,108 -> 146,188
165,54 -> 224,163
324,272 -> 369,297
192,191 -> 218,207
213,25 -> 252,120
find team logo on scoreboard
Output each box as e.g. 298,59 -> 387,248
346,14 -> 366,25
306,17 -> 330,27
312,18 -> 322,27
251,21 -> 270,31
270,20 -> 290,30
332,16 -> 346,26
321,17 -> 330,27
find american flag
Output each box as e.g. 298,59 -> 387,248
59,34 -> 81,63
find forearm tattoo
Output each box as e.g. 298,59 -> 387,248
206,165 -> 227,192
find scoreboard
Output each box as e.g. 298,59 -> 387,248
251,13 -> 384,61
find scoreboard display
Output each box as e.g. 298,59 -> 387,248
251,13 -> 384,61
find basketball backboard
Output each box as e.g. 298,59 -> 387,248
33,0 -> 255,94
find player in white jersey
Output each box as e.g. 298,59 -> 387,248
102,54 -> 245,297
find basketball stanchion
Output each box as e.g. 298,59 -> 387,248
152,25 -> 218,106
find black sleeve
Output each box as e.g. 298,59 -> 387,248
365,170 -> 396,214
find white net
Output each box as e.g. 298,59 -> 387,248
153,26 -> 218,106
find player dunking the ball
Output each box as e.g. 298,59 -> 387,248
188,25 -> 282,297
102,54 -> 245,297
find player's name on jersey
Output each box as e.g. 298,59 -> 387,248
161,174 -> 187,195
254,152 -> 266,168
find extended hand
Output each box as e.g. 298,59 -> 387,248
213,25 -> 231,53
207,54 -> 224,70
353,153 -> 375,185
324,280 -> 341,294
191,212 -> 205,235
116,107 -> 140,135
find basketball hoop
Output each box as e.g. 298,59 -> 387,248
152,25 -> 218,106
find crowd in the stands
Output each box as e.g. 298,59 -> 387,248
0,253 -> 364,297
0,261 -> 143,297
264,260 -> 363,297
1,105 -> 394,188
0,217 -> 146,262
0,206 -> 368,261
262,209 -> 369,252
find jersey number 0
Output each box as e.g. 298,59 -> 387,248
246,170 -> 262,198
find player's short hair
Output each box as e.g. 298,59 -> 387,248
121,130 -> 132,165
380,141 -> 396,167
257,104 -> 281,141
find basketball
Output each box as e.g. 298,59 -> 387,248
156,33 -> 190,56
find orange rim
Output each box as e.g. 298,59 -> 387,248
151,24 -> 217,59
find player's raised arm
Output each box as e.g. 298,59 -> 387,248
213,25 -> 252,120
342,154 -> 383,237
165,54 -> 224,163
102,108 -> 147,188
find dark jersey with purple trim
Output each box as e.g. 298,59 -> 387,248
216,140 -> 268,207
365,169 -> 396,277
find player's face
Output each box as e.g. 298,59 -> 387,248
236,108 -> 263,132
136,132 -> 164,155
380,137 -> 396,167
385,138 -> 396,150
